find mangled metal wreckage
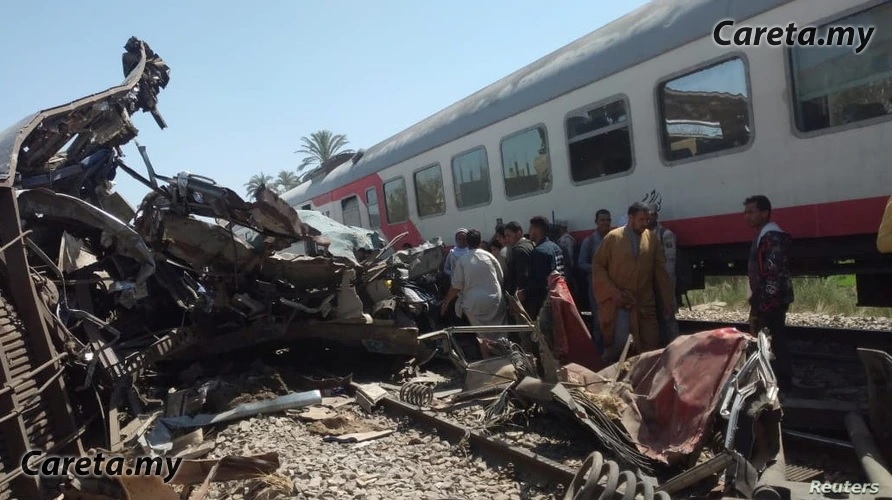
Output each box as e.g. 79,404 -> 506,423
0,38 -> 441,497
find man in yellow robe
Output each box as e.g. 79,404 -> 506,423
593,202 -> 675,363
877,196 -> 892,254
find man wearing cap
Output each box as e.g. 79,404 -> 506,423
647,203 -> 679,345
443,228 -> 469,280
555,219 -> 576,290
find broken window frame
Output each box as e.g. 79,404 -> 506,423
655,54 -> 754,166
412,163 -> 446,219
382,176 -> 409,224
564,95 -> 636,185
787,1 -> 892,136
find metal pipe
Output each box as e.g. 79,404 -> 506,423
0,351 -> 68,399
658,452 -> 734,494
783,429 -> 854,450
0,368 -> 67,426
846,412 -> 892,489
0,229 -> 32,254
448,325 -> 535,334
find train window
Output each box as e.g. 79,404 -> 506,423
657,57 -> 752,163
789,3 -> 892,133
300,204 -> 311,210
565,98 -> 633,182
500,126 -> 551,199
366,188 -> 380,229
341,196 -> 362,228
413,163 -> 446,218
451,147 -> 491,209
383,177 -> 409,224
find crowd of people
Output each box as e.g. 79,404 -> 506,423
431,195 -> 796,390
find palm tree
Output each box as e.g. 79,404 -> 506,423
294,130 -> 353,180
244,172 -> 275,199
275,170 -> 300,192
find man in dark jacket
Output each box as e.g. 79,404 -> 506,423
517,216 -> 565,318
744,195 -> 794,390
503,221 -> 533,304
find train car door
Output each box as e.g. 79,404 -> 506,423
342,196 -> 362,227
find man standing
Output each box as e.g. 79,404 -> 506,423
555,219 -> 576,289
593,202 -> 674,363
443,228 -> 469,280
441,229 -> 507,327
744,195 -> 794,391
877,196 -> 892,253
577,209 -> 612,349
494,223 -> 509,271
647,204 -> 679,345
517,216 -> 565,319
503,221 -> 534,308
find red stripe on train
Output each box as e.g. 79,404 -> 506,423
570,196 -> 888,246
311,173 -> 424,244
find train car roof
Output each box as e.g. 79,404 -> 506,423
282,0 -> 792,205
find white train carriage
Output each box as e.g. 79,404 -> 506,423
282,0 -> 892,306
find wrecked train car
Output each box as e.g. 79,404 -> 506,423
0,37 -> 442,498
0,37 -> 171,498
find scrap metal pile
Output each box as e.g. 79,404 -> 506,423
0,38 -> 446,499
409,296 -> 790,498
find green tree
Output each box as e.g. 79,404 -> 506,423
244,171 -> 276,199
275,170 -> 300,192
295,130 -> 353,180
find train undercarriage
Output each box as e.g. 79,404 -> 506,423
680,233 -> 892,308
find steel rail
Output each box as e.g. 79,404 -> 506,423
379,395 -> 577,486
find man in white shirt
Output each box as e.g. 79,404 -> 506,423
443,228 -> 469,280
441,229 -> 507,328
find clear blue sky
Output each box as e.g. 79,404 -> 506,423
1,0 -> 649,206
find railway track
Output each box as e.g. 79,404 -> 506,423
374,384 -> 863,499
676,319 -> 892,351
171,336 -> 880,499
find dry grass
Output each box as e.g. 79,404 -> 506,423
685,275 -> 892,317
581,391 -> 627,420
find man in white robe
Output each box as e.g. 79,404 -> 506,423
441,229 -> 507,329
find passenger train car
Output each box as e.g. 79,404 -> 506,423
282,0 -> 892,306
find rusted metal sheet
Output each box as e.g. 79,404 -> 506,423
0,189 -> 82,498
18,189 -> 156,284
